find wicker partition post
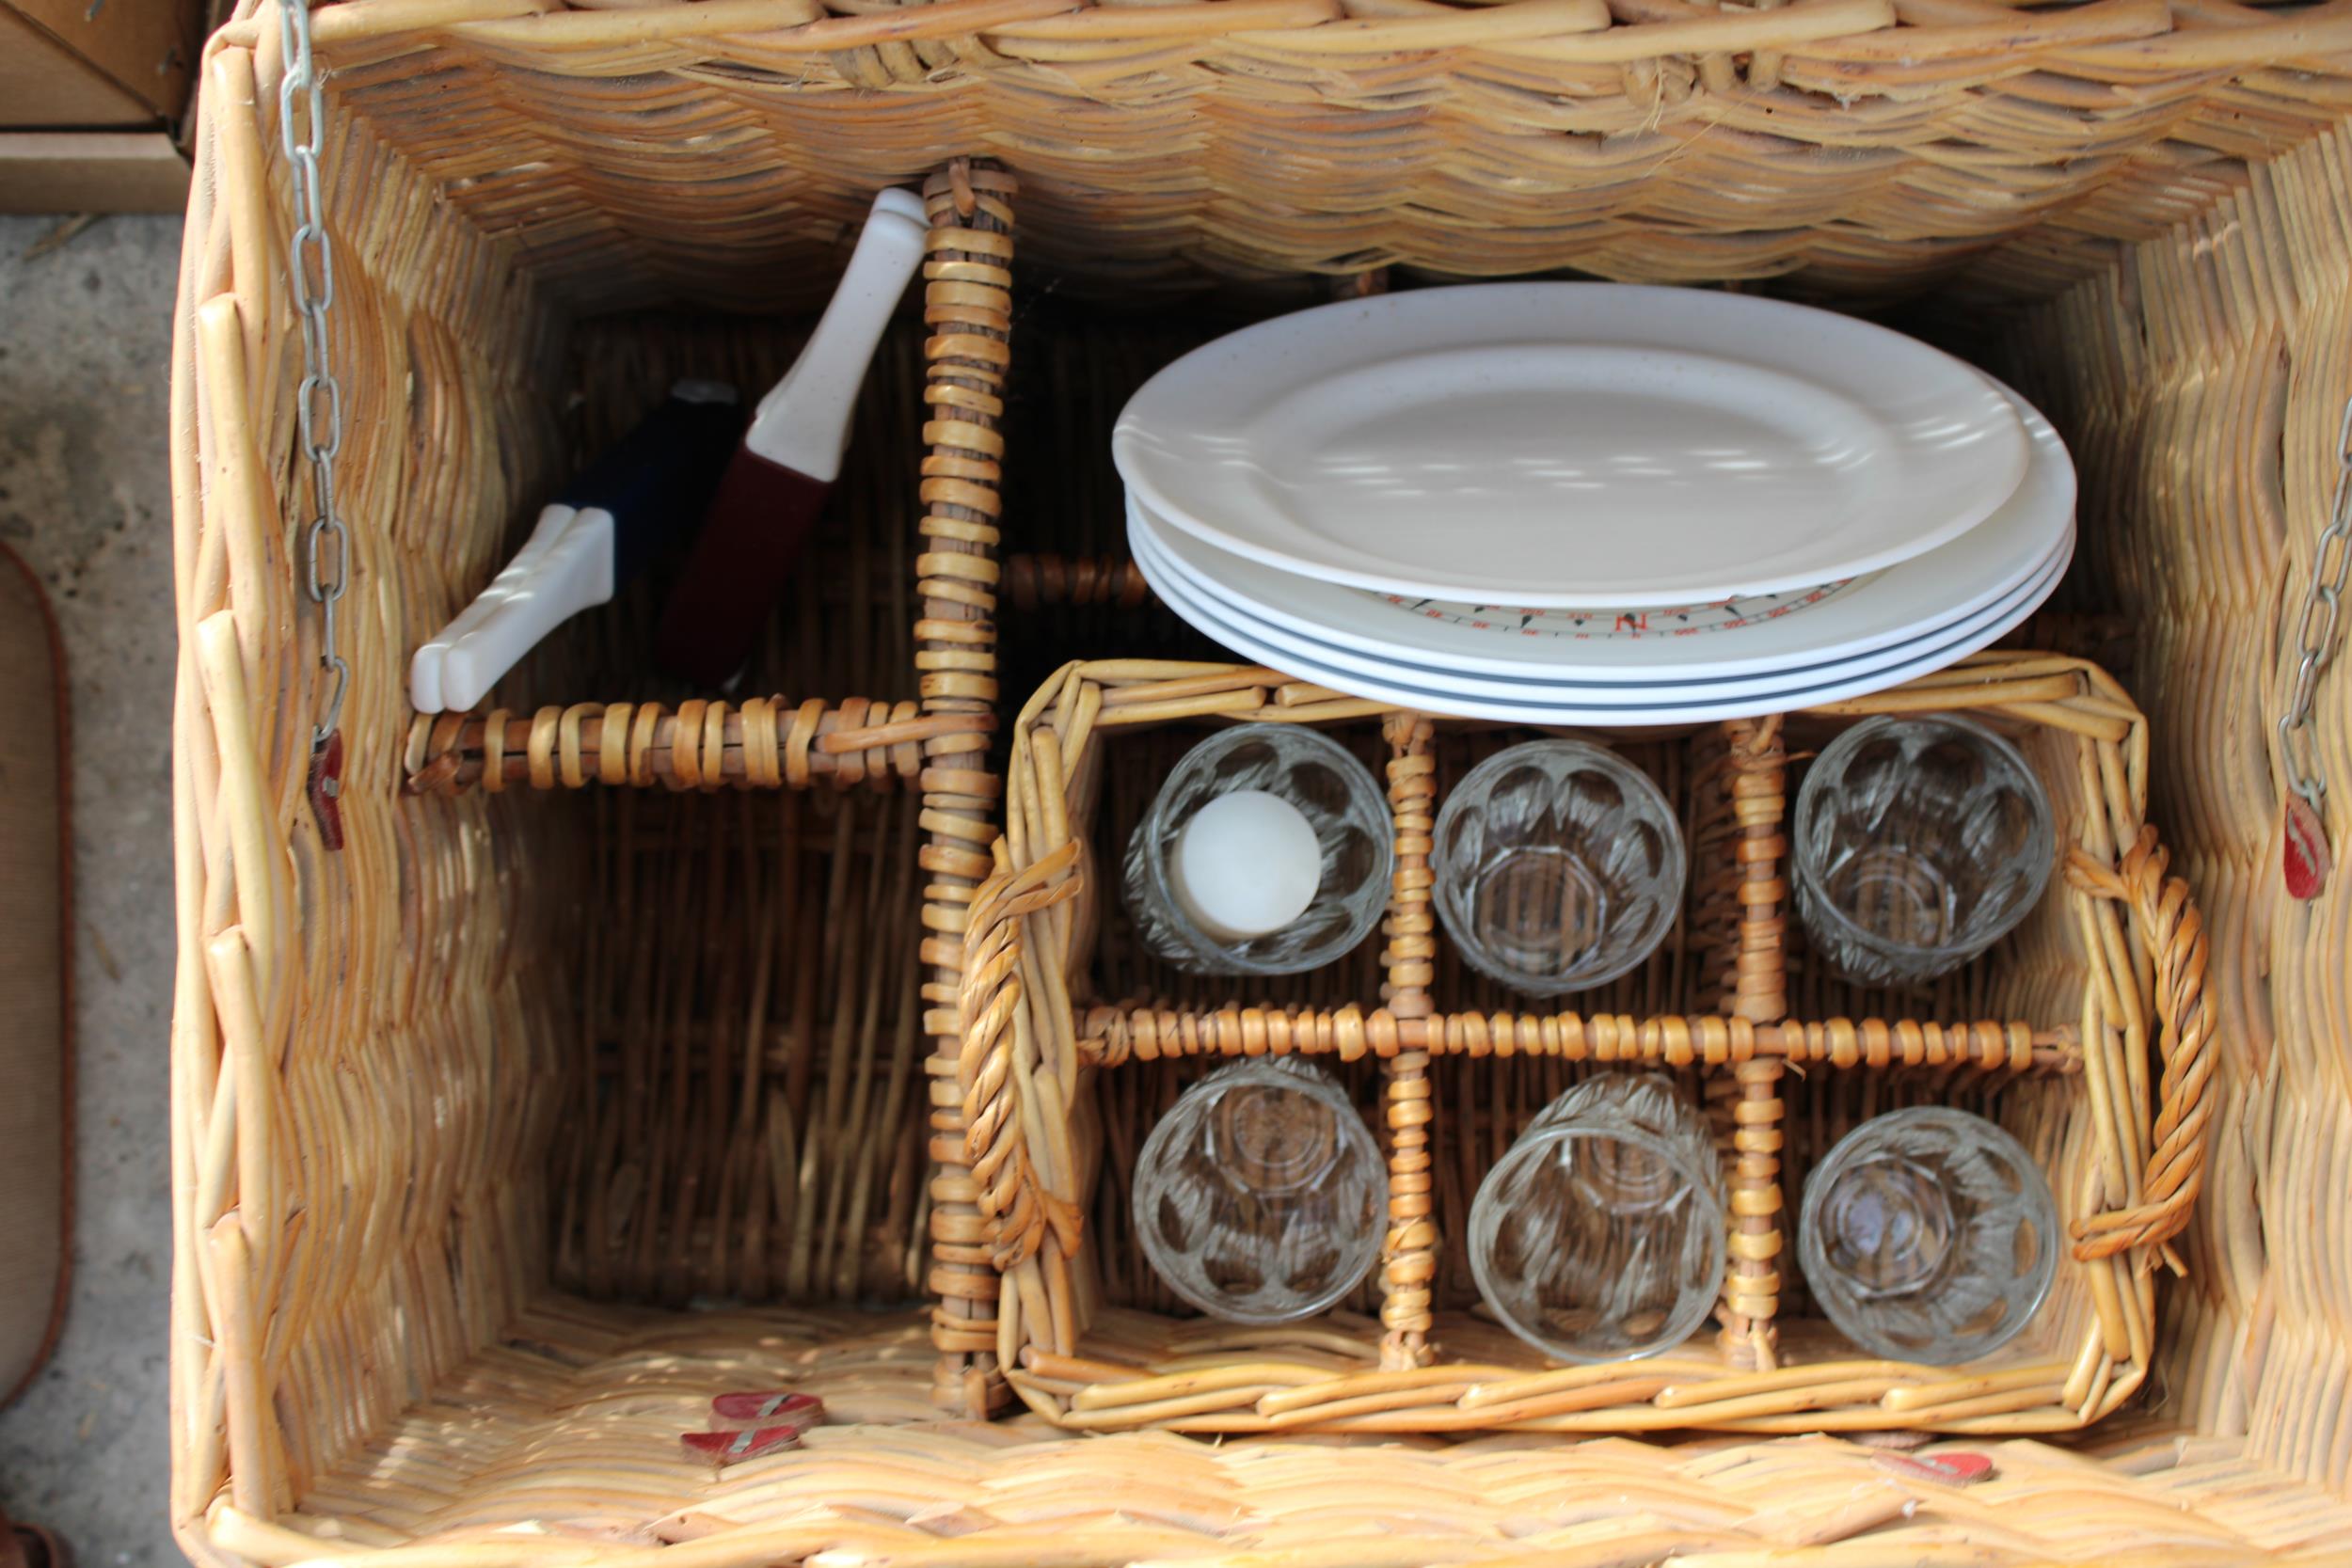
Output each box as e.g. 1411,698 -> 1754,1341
912,162 -> 1019,1416
1378,712 -> 1438,1371
1716,715 -> 1790,1370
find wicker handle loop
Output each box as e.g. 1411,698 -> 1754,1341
2062,824 -> 2216,1262
957,839 -> 1084,1270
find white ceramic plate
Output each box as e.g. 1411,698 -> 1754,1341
1133,514 -> 2069,705
1133,526 -> 2073,725
1129,374 -> 2073,684
1114,284 -> 2030,608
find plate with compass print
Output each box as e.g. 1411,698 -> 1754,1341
1125,371 -> 2070,686
1382,581 -> 1855,641
1135,512 -> 2070,707
1133,518 -> 2072,723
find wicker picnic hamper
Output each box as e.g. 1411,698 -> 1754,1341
169,0 -> 2352,1559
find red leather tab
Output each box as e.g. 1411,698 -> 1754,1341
710,1390 -> 823,1427
308,731 -> 346,851
1874,1450 -> 1994,1486
681,1390 -> 824,1465
679,1422 -> 814,1466
2285,794 -> 2330,901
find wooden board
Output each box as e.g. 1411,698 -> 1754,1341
3,0 -> 195,125
0,132 -> 189,212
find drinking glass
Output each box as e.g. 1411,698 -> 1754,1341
1798,1106 -> 2058,1364
1793,714 -> 2055,987
1123,723 -> 1392,975
1470,1072 -> 1724,1362
1131,1057 -> 1388,1323
1433,740 -> 1684,996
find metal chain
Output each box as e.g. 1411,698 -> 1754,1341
279,0 -> 350,754
2280,397 -> 2352,811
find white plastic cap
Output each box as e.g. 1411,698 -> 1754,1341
871,185 -> 929,227
1168,790 -> 1322,945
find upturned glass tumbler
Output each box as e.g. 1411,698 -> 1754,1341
1131,1057 -> 1388,1323
1799,1106 -> 2058,1364
1793,714 -> 2056,987
1434,740 -> 1685,996
1470,1072 -> 1724,1362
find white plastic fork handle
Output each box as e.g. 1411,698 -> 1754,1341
743,187 -> 930,484
439,509 -> 618,713
410,503 -> 579,712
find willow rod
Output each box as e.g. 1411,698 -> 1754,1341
1076,1005 -> 2079,1070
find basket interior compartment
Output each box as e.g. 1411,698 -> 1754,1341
1780,714 -> 2098,1030
480,316 -> 939,1312
1080,720 -> 1392,1016
385,294 -> 2113,1374
404,300 -> 2111,1342
467,301 -> 1266,1314
1765,1066 -> 2090,1364
1085,1052 -> 1392,1322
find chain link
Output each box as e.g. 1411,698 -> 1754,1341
2279,396 -> 2352,810
279,0 -> 351,752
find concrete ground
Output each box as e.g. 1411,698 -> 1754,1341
0,212 -> 187,1568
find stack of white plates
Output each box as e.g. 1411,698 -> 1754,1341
1114,284 -> 2074,726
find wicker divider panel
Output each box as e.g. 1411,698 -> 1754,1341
1690,714 -> 1795,1369
214,0 -> 2352,314
400,699 -> 955,793
1377,712 -> 1438,1370
959,652 -> 2209,1432
170,35 -> 580,1529
1991,115 -> 2352,1491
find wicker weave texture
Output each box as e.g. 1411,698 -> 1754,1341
171,41 -> 577,1531
169,34 -> 1016,1527
205,1301 -> 2352,1567
1998,116 -> 2352,1499
218,0 -> 2352,313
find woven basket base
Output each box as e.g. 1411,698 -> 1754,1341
1013,1307 -> 2092,1436
272,1300 -> 2351,1565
